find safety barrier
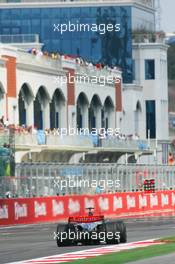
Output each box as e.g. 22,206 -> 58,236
1,191 -> 175,225
0,133 -> 10,147
14,132 -> 155,150
2,163 -> 173,198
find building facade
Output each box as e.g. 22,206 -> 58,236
0,40 -> 168,140
0,0 -> 155,83
0,0 -> 169,140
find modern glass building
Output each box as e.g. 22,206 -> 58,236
0,1 -> 155,83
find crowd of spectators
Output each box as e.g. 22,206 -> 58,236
28,48 -> 61,60
0,119 -> 140,146
28,48 -> 121,72
0,115 -> 140,140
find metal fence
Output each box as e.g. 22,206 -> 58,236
0,129 -> 15,178
0,34 -> 39,43
0,130 -> 10,147
1,163 -> 175,198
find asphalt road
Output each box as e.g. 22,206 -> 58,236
0,217 -> 175,264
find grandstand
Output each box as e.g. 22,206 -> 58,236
0,0 -> 171,198
0,129 -> 15,177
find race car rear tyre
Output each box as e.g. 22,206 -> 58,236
56,223 -> 75,247
92,223 -> 105,245
117,221 -> 127,243
105,222 -> 120,244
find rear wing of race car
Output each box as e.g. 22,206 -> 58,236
68,215 -> 104,223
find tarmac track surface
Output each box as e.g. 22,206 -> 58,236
0,217 -> 175,264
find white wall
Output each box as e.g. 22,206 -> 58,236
0,61 -> 7,120
133,43 -> 169,140
0,43 -> 169,141
121,84 -> 145,138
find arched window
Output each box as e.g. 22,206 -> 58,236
76,92 -> 89,130
50,89 -> 66,129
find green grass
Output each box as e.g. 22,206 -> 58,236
59,237 -> 175,264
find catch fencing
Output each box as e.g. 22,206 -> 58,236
1,163 -> 175,198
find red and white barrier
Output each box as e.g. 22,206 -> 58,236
1,191 -> 175,226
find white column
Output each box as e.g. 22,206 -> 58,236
83,105 -> 88,128
96,106 -> 102,129
60,103 -> 66,128
109,109 -> 115,129
68,105 -> 76,129
26,100 -> 34,127
43,102 -> 50,129
0,95 -> 6,120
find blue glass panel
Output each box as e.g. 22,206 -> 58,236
90,7 -> 99,17
21,9 -> 32,19
56,112 -> 59,129
31,19 -> 40,33
1,28 -> 10,35
42,39 -> 52,51
41,19 -> 51,39
61,39 -> 71,54
52,39 -> 60,52
69,17 -> 81,39
51,8 -> 60,18
146,100 -> 156,139
0,20 -> 11,26
70,7 -> 81,18
41,8 -> 52,19
71,39 -> 80,56
1,9 -> 11,20
81,7 -> 91,18
12,27 -> 21,34
11,9 -> 21,19
21,20 -> 31,34
31,8 -> 41,19
0,6 -> 133,82
145,59 -> 155,80
60,8 -> 70,19
11,20 -> 21,27
80,38 -> 91,58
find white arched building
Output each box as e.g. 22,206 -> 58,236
0,42 -> 169,140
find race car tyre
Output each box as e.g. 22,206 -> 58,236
117,221 -> 127,243
105,222 -> 120,244
56,223 -> 75,247
92,223 -> 105,245
80,231 -> 93,245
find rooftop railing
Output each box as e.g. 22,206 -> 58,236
14,132 -> 156,152
132,32 -> 166,44
76,64 -> 121,81
0,0 -> 155,8
0,34 -> 39,44
17,50 -> 62,69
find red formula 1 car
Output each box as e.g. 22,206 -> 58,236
56,208 -> 127,246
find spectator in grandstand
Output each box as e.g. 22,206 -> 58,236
3,143 -> 10,148
32,126 -> 37,134
132,133 -> 140,140
0,115 -> 4,126
5,191 -> 12,198
36,50 -> 43,59
4,118 -> 9,127
168,152 -> 175,166
95,185 -> 102,194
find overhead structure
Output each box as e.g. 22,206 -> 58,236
155,0 -> 161,31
